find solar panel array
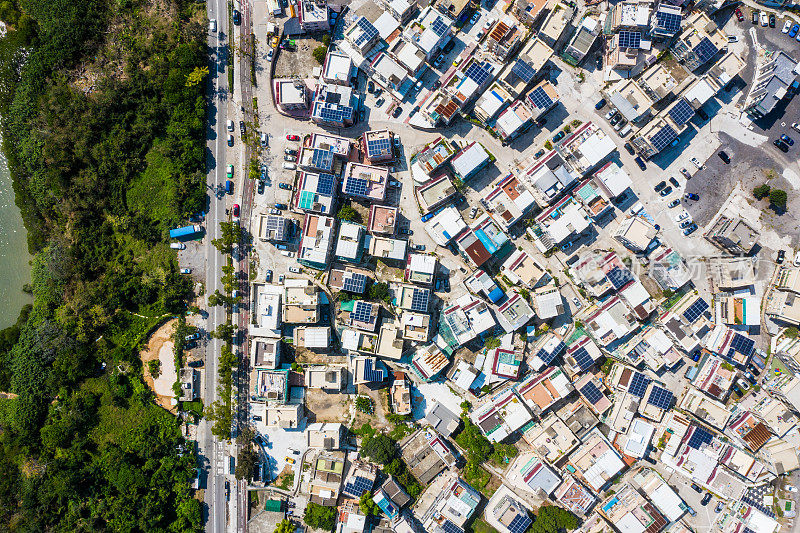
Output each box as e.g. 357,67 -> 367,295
441,520 -> 465,533
431,16 -> 449,37
528,86 -> 554,110
352,301 -> 376,323
508,513 -> 532,533
318,105 -> 354,125
618,31 -> 641,49
668,98 -> 695,126
311,149 -> 333,170
655,10 -> 681,34
344,176 -> 370,197
511,60 -> 536,83
316,173 -> 335,196
571,346 -> 594,371
354,17 -> 378,47
650,124 -> 678,153
580,381 -> 604,404
343,475 -> 373,497
607,267 -> 634,290
363,358 -> 385,382
682,298 -> 709,323
465,62 -> 492,86
694,37 -> 718,66
411,288 -> 430,312
536,341 -> 566,365
729,333 -> 755,357
367,137 -> 392,156
687,426 -> 714,449
342,273 -> 367,293
647,386 -> 674,410
629,372 -> 651,398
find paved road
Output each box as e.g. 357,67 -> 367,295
202,0 -> 231,531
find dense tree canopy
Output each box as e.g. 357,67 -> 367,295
0,0 -> 208,530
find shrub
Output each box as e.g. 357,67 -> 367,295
544,141 -> 553,150
147,359 -> 161,379
753,184 -> 771,200
786,327 -> 799,339
355,396 -> 374,414
312,45 -> 328,64
337,205 -> 361,223
304,502 -> 336,531
769,188 -> 788,209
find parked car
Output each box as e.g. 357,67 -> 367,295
534,149 -> 546,158
690,157 -> 703,169
774,139 -> 790,152
227,134 -> 234,147
783,20 -> 792,33
233,204 -> 240,217
778,249 -> 787,264
791,24 -> 800,38
680,220 -> 694,229
735,8 -> 744,22
392,106 -> 403,118
718,150 -> 731,163
232,9 -> 241,25
691,483 -> 702,493
786,485 -> 798,493
604,109 -> 617,120
770,13 -> 776,28
654,181 -> 667,192
684,193 -> 699,201
209,18 -> 217,32
683,223 -> 698,235
180,268 -> 192,274
675,211 -> 690,222
433,54 -> 444,68
634,156 -> 646,171
552,131 -> 565,142
260,132 -> 268,147
239,121 -> 246,135
286,134 -> 300,141
715,502 -> 724,513
781,133 -> 794,145
226,164 -> 234,179
288,266 -> 300,273
269,208 -> 280,215
375,97 -> 385,107
610,114 -> 622,126
701,493 -> 712,506
793,122 -> 800,132
278,182 -> 292,190
266,270 -> 273,282
443,40 -> 455,53
752,10 -> 759,24
188,359 -> 204,368
624,142 -> 635,155
278,274 -> 284,283
470,12 -> 480,24
275,203 -> 288,210
669,176 -> 679,187
761,12 -> 769,26
668,199 -> 680,208
266,49 -> 273,62
660,186 -> 672,197
282,162 -> 296,170
367,80 -> 375,93
170,242 -> 186,250
680,167 -> 692,179
595,98 -> 607,110
285,148 -> 298,156
561,240 -> 574,252
572,297 -> 582,309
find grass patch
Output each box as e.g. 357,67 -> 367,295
276,471 -> 294,490
470,519 -> 500,533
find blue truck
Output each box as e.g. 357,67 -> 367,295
169,224 -> 203,239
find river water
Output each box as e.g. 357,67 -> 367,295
0,144 -> 31,328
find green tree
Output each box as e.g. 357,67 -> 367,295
484,336 -> 501,349
235,426 -> 258,481
211,323 -> 236,340
769,188 -> 788,209
312,45 -> 328,64
528,505 -> 579,533
359,491 -> 380,516
753,184 -> 771,200
361,433 -> 396,464
304,502 -> 336,531
274,519 -> 295,533
786,327 -> 799,339
338,205 -> 361,223
368,282 -> 391,303
455,417 -> 493,464
212,221 -> 241,254
185,66 -> 209,87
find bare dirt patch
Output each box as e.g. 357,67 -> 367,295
140,318 -> 179,412
273,33 -> 328,79
305,389 -> 351,423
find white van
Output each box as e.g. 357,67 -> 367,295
209,19 -> 217,32
170,242 -> 186,250
227,120 -> 234,132
618,124 -> 632,137
282,162 -> 296,170
629,202 -> 644,215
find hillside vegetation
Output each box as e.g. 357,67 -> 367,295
0,0 -> 207,530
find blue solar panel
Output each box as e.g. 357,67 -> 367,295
311,149 -> 334,171
344,176 -> 370,197
441,520 -> 465,533
354,17 -> 378,47
318,105 -> 353,124
367,138 -> 392,157
316,173 -> 335,196
650,124 -> 678,152
607,267 -> 634,290
682,298 -> 709,323
619,31 -> 641,49
343,475 -> 374,497
655,11 -> 681,34
431,16 -> 449,37
352,301 -> 376,324
580,382 -> 603,404
342,273 -> 367,293
647,386 -> 674,410
411,288 -> 430,312
536,341 -> 566,365
508,513 -> 532,533
729,333 -> 755,357
687,426 -> 713,449
511,60 -> 536,83
668,98 -> 695,126
694,37 -> 718,66
629,372 -> 651,398
465,62 -> 492,86
571,346 -> 594,371
364,358 -> 384,382
528,86 -> 554,110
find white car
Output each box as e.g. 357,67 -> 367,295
266,49 -> 273,62
761,12 -> 769,26
783,20 -> 792,33
209,19 -> 217,32
794,251 -> 800,266
690,157 -> 703,169
282,162 -> 297,170
792,122 -> 800,133
288,266 -> 300,273
787,485 -> 798,493
675,211 -> 691,223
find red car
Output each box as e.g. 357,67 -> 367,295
233,203 -> 240,217
734,8 -> 744,22
286,134 -> 300,141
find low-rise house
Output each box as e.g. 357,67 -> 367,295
251,338 -> 281,370
632,469 -> 689,523
363,129 -> 395,164
424,205 -> 467,246
659,293 -> 713,352
329,268 -> 369,294
621,418 -> 656,459
299,213 -> 336,269
484,485 -> 533,533
670,12 -> 727,72
348,300 -> 380,332
337,499 -> 367,533
563,15 -> 601,65
613,215 -> 657,252
500,249 -> 549,289
692,352 -> 736,402
506,452 -> 562,497
322,50 -> 350,85
425,401 -> 461,438
400,311 -> 431,342
498,37 -> 553,97
311,83 -> 357,128
535,196 -> 591,247
582,296 -> 639,348
679,387 -> 732,430
344,16 -> 381,55
309,452 -> 346,505
728,411 -> 773,453
484,174 -> 537,232
564,334 -> 604,374
615,327 -> 682,372
474,83 -> 513,123
293,326 -> 331,350
374,477 -> 410,519
533,284 -> 564,320
472,387 -> 533,443
179,368 -> 198,402
605,78 -> 654,124
406,253 -> 436,286
410,343 -> 449,381
367,235 -> 407,261
496,292 -> 535,333
341,163 -> 388,202
704,326 -> 756,365
465,270 -> 505,304
258,214 -> 291,242
251,284 -> 282,337
305,366 -> 346,391
495,100 -> 535,141
306,422 -> 344,449
421,478 -> 481,533
557,122 -> 617,177
352,356 -> 386,385
650,247 -> 692,292
283,281 -> 319,324
334,221 -> 365,263
391,372 -> 412,415
487,346 -> 523,381
368,205 -> 398,235
521,412 -> 579,463
526,333 -> 566,371
555,397 -> 599,440
275,79 -> 309,112
526,80 -> 560,119
574,373 -> 612,416
341,329 -> 378,354
450,142 -> 492,183
553,476 -> 597,517
416,175 -> 457,214
537,2 -> 576,49
400,429 -> 456,485
342,460 -> 378,499
296,171 -> 338,215
567,428 -> 626,493
515,366 -> 572,415
437,294 -> 496,353
395,284 -> 432,314
593,161 -> 632,200
597,485 -> 668,533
